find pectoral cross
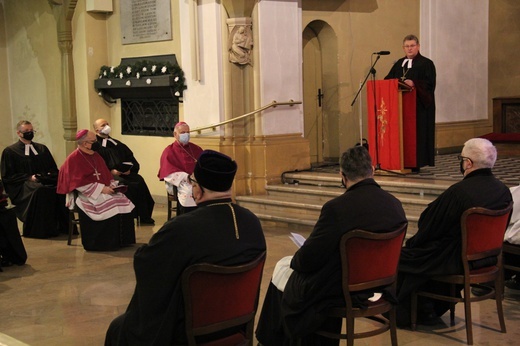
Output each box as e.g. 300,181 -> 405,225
93,169 -> 101,180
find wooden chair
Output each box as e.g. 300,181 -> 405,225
167,186 -> 178,220
67,191 -> 80,246
181,251 -> 266,346
315,223 -> 408,346
411,202 -> 513,345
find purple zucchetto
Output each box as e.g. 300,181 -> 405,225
193,150 -> 238,192
76,129 -> 89,140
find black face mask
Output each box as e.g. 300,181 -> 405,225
90,141 -> 101,151
459,159 -> 465,175
22,131 -> 34,141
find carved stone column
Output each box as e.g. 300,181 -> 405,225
51,0 -> 78,154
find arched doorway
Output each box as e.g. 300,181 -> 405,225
303,26 -> 323,163
303,21 -> 339,164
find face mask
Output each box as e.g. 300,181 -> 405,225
100,125 -> 111,135
90,141 -> 101,151
459,159 -> 465,175
22,131 -> 34,141
179,133 -> 190,145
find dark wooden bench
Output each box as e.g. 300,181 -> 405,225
503,242 -> 520,274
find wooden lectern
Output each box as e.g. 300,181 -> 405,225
366,79 -> 416,172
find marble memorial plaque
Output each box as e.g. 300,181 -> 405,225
120,0 -> 172,44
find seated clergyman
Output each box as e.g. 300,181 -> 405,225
57,129 -> 136,251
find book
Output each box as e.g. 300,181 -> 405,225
35,172 -> 58,186
115,162 -> 133,172
112,185 -> 128,194
289,232 -> 306,248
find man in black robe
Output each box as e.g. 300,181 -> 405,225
396,138 -> 512,327
105,150 -> 266,345
255,146 -> 407,345
0,120 -> 68,238
385,34 -> 436,171
93,118 -> 155,225
0,180 -> 27,270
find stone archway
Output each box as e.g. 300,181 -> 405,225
302,20 -> 339,163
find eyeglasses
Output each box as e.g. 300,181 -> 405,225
403,44 -> 417,49
85,140 -> 96,144
457,155 -> 472,163
188,175 -> 198,186
20,130 -> 36,134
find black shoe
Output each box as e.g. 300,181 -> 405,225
1,258 -> 13,267
140,218 -> 155,225
417,312 -> 442,326
505,277 -> 520,290
471,285 -> 493,297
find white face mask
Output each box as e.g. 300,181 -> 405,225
179,133 -> 190,145
100,125 -> 111,135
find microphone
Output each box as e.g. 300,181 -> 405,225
373,51 -> 390,55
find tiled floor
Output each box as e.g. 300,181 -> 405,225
2,190 -> 520,345
312,153 -> 520,186
417,154 -> 520,186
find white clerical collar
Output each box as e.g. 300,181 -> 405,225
101,138 -> 118,147
25,144 -> 38,156
402,58 -> 413,68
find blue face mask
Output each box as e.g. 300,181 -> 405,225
179,133 -> 190,145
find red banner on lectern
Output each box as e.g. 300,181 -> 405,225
367,79 -> 416,170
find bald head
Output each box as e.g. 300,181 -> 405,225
93,118 -> 111,137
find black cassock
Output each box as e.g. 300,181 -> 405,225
0,182 -> 27,269
385,53 -> 436,168
105,198 -> 266,345
397,169 -> 512,325
95,135 -> 155,223
256,179 -> 407,345
1,141 -> 68,238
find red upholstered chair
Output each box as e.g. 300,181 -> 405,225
181,251 -> 266,346
315,223 -> 408,346
411,202 -> 513,345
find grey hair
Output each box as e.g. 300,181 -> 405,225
16,120 -> 32,131
340,145 -> 373,181
462,138 -> 497,168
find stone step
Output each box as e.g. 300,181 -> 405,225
237,194 -> 421,236
265,184 -> 434,213
282,171 -> 454,196
236,171 -> 455,240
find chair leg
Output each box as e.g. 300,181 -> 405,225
167,198 -> 172,220
68,212 -> 74,246
411,292 -> 418,331
463,284 -> 473,345
389,307 -> 398,346
495,277 -> 507,333
450,284 -> 456,326
346,315 -> 355,346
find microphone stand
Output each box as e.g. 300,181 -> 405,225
351,54 -> 403,176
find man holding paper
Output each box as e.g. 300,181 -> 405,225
93,118 -> 155,225
256,145 -> 407,345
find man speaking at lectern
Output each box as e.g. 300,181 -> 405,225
385,34 -> 436,172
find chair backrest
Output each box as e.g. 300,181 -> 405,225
461,202 -> 513,263
341,223 -> 407,294
181,251 -> 266,343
